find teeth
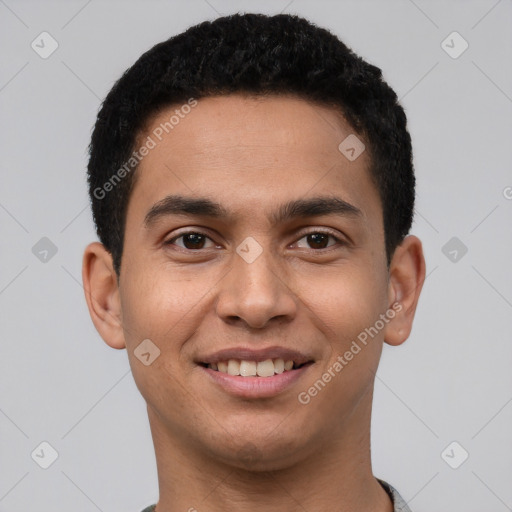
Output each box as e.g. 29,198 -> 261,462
227,359 -> 240,376
240,360 -> 257,376
256,359 -> 274,377
274,358 -> 284,374
208,357 -> 298,377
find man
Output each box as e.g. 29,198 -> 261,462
82,13 -> 425,511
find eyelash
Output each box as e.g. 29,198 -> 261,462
164,229 -> 347,252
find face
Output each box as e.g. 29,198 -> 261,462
86,94 -> 421,471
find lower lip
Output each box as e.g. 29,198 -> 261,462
200,364 -> 313,399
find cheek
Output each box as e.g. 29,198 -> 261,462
118,264 -> 207,422
302,261 -> 388,342
119,260 -> 220,349
296,266 -> 388,420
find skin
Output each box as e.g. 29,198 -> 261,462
83,94 -> 425,512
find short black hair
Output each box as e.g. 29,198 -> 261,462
87,12 -> 415,275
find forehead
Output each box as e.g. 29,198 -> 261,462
130,94 -> 381,228
142,94 -> 351,164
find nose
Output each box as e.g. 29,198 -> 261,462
215,244 -> 297,329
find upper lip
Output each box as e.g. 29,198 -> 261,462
196,346 -> 314,366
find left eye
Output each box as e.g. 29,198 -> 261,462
167,232 -> 217,250
295,232 -> 340,250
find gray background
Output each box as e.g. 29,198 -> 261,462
1,0 -> 511,510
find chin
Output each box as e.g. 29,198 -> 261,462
203,424 -> 312,472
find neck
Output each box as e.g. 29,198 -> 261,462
148,388 -> 393,512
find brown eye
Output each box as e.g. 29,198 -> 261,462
306,233 -> 330,249
295,232 -> 340,250
166,232 -> 216,250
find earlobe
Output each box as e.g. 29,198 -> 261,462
384,235 -> 426,347
82,242 -> 126,349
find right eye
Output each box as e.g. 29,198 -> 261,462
165,231 -> 218,250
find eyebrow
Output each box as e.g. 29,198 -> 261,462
144,194 -> 363,227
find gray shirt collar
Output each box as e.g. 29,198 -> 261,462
378,479 -> 413,512
141,479 -> 412,512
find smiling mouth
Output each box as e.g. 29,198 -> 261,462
199,358 -> 312,377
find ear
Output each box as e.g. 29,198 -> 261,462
82,242 -> 126,349
384,235 -> 426,346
